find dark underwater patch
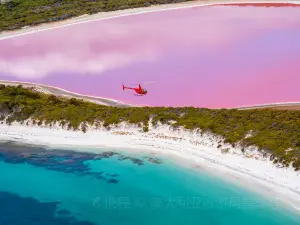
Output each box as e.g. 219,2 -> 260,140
107,178 -> 119,184
106,173 -> 119,177
0,191 -> 95,225
0,141 -> 164,184
93,151 -> 119,159
117,155 -> 144,165
0,142 -> 118,184
143,157 -> 163,164
56,209 -> 70,216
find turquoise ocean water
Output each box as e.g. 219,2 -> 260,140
0,141 -> 299,225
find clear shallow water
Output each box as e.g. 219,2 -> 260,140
0,142 -> 299,225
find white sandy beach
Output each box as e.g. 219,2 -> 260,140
0,120 -> 299,212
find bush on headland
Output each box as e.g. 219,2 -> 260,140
0,0 -> 193,32
0,85 -> 300,170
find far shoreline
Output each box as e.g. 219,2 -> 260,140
1,80 -> 299,110
1,0 -> 299,40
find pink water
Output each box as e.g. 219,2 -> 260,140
1,4 -> 300,108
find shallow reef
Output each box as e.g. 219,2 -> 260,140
0,141 -> 163,184
0,191 -> 95,225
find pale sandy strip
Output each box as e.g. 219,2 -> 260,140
1,80 -> 299,109
1,0 -> 299,40
0,80 -> 136,107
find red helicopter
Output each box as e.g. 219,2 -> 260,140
122,82 -> 155,96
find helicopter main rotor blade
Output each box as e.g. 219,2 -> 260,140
144,81 -> 156,84
128,81 -> 156,86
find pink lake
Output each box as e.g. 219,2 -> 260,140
1,4 -> 300,108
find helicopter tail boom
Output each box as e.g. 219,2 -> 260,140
122,84 -> 135,91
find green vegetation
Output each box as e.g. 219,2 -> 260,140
0,85 -> 300,170
0,0 -> 192,32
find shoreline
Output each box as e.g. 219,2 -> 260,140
1,0 -> 299,40
1,80 -> 300,110
0,80 -> 136,108
0,121 -> 300,213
